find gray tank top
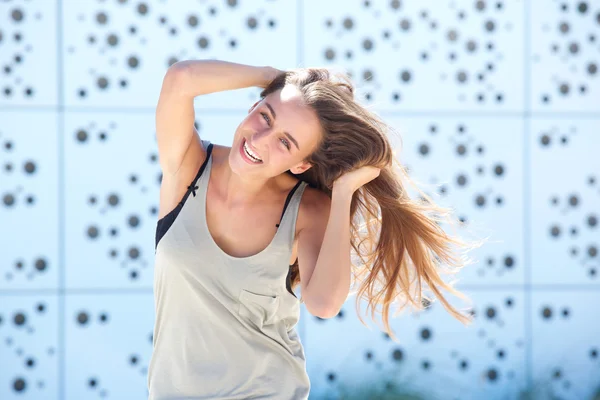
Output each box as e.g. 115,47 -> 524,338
147,141 -> 311,399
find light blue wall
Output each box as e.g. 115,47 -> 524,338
1,1 -> 599,399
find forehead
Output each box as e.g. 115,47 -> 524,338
264,85 -> 322,149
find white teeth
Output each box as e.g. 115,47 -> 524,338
243,140 -> 262,162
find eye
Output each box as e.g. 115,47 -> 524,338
260,112 -> 271,126
280,138 -> 290,150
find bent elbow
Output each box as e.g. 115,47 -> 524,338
305,297 -> 340,319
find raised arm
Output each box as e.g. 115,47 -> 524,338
155,60 -> 280,177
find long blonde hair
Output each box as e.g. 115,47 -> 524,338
261,68 -> 487,342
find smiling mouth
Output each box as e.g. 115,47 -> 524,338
242,138 -> 263,163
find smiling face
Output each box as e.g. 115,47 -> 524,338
229,84 -> 323,179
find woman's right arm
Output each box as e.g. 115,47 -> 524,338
156,60 -> 279,177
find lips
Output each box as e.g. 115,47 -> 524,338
239,138 -> 263,164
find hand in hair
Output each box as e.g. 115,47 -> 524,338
333,165 -> 381,194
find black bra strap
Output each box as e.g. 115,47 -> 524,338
275,180 -> 303,228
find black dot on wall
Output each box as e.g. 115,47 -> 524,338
343,17 -> 353,30
87,226 -> 99,239
420,327 -> 432,340
128,215 -> 140,228
324,48 -> 335,60
391,0 -> 401,10
77,312 -> 89,325
327,372 -> 336,382
107,34 -> 118,46
108,194 -> 119,206
553,368 -> 562,379
128,56 -> 139,69
129,247 -> 140,259
392,348 -> 403,361
198,37 -> 209,49
13,377 -> 26,392
137,3 -> 149,15
578,2 -> 588,13
14,312 -> 26,325
97,77 -> 108,89
362,38 -> 374,50
400,70 -> 411,82
459,359 -> 469,370
188,15 -> 199,27
569,42 -> 579,54
247,17 -> 258,29
422,360 -> 431,370
475,194 -> 486,207
559,21 -> 570,34
486,307 -> 496,319
35,258 -> 47,272
542,306 -> 553,319
487,368 -> 499,381
447,29 -> 458,42
399,18 -> 411,31
24,161 -> 36,174
4,193 -> 15,206
76,129 -> 88,142
96,12 -> 108,24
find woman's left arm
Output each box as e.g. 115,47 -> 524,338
298,186 -> 353,318
298,166 -> 381,318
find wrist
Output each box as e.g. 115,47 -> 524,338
332,181 -> 355,199
259,66 -> 281,88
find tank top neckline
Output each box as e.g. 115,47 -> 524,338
199,145 -> 305,263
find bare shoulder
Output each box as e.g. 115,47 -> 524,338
297,185 -> 331,234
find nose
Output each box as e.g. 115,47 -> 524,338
250,130 -> 271,148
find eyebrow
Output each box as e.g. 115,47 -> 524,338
265,102 -> 300,151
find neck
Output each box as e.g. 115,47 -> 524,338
219,157 -> 277,207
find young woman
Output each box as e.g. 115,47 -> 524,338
147,60 -> 483,399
